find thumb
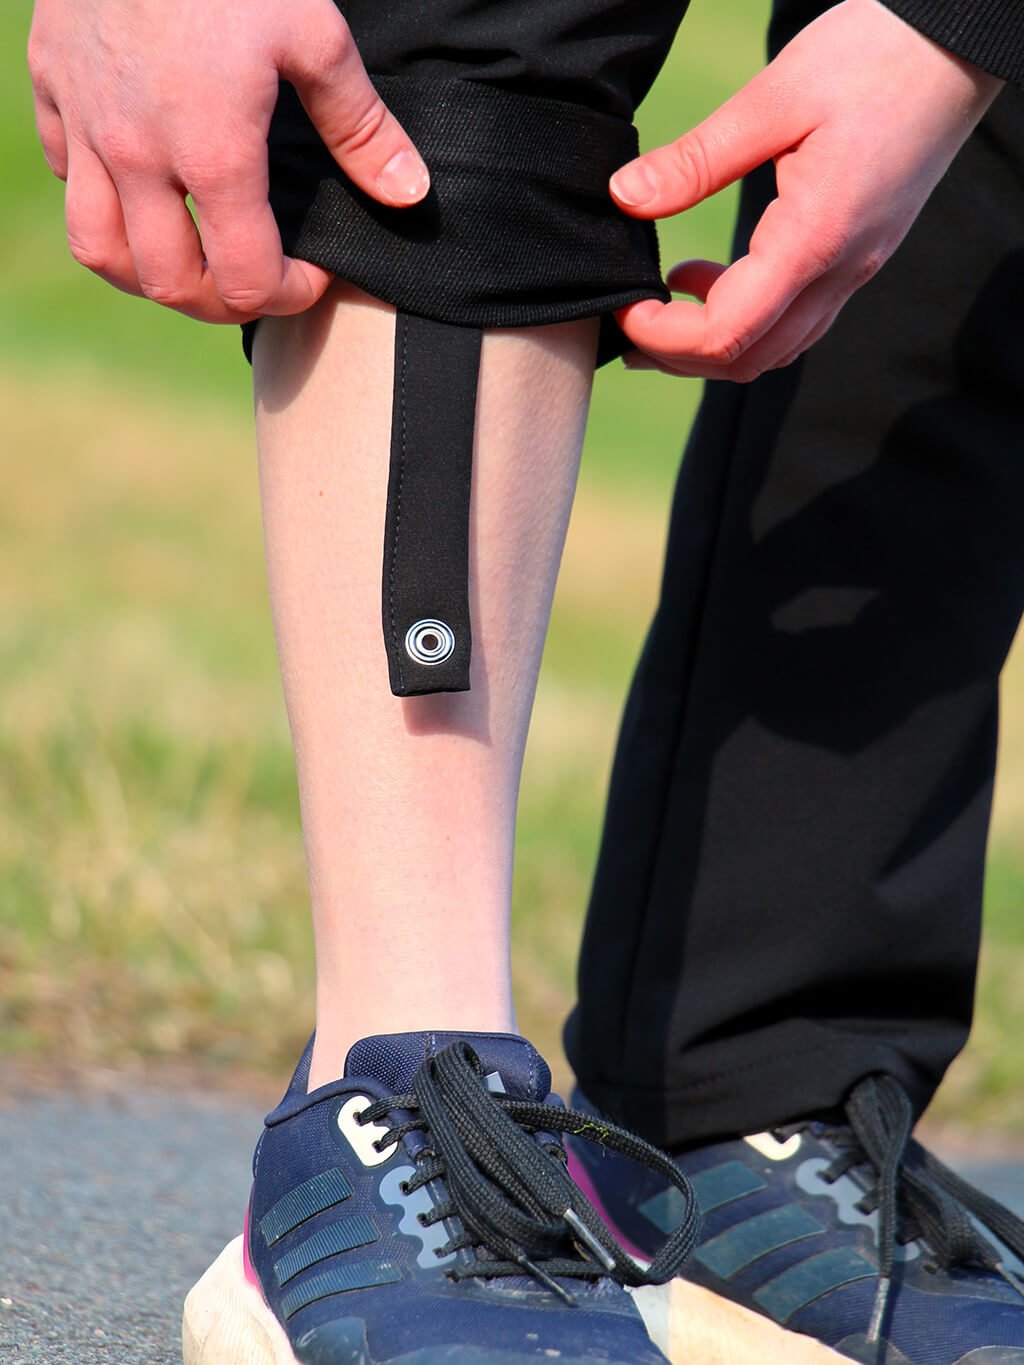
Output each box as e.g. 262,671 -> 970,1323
610,67 -> 809,219
280,11 -> 430,208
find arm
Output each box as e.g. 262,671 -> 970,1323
610,0 -> 1003,382
27,0 -> 430,323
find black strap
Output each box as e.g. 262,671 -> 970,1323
383,311 -> 483,696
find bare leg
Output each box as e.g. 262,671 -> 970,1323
253,283 -> 598,1089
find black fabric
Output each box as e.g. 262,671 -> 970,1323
565,63 -> 1024,1146
879,0 -> 1024,87
383,313 -> 481,696
240,0 -> 699,367
251,77 -> 669,370
335,0 -> 688,121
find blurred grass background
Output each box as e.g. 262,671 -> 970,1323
1,0 -> 1021,1130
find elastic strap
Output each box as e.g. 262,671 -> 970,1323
383,311 -> 483,696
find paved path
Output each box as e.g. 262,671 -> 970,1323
1,1079 -> 1023,1364
0,1080 -> 260,1365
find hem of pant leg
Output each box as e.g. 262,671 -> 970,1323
575,1032 -> 939,1149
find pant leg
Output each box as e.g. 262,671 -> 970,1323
565,7 -> 1024,1147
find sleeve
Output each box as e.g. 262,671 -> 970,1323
876,0 -> 1024,86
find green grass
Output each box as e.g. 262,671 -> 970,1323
2,0 -> 1023,1126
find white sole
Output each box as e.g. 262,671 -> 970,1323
182,1236 -> 845,1365
183,1237 -> 298,1365
632,1279 -> 846,1364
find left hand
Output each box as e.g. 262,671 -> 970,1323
611,0 -> 1002,383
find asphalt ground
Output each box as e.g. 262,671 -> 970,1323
2,1074 -> 1023,1364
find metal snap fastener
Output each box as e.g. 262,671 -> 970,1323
405,619 -> 455,666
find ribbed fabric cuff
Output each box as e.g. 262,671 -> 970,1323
244,76 -> 668,368
879,0 -> 1024,85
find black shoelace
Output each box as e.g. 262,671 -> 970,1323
776,1074 -> 1024,1344
355,1040 -> 700,1305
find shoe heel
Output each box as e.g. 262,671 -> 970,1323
182,1236 -> 296,1365
632,1280 -> 844,1365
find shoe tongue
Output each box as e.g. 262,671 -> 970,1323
344,1030 -> 552,1102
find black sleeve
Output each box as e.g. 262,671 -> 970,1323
878,0 -> 1024,85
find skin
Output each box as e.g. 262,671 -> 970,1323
253,289 -> 598,1088
27,0 -> 430,322
28,0 -> 1002,356
610,0 -> 1004,383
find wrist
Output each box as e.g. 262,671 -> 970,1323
870,0 -> 1016,91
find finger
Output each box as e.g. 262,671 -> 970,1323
769,304 -> 844,372
622,350 -> 662,372
189,157 -> 333,318
609,65 -> 811,218
617,195 -> 842,367
701,268 -> 850,379
631,274 -> 847,384
119,182 -> 226,321
64,140 -> 139,294
280,12 -> 429,208
34,93 -> 68,179
666,258 -> 728,302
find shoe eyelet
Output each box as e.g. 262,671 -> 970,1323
417,1212 -> 428,1227
399,1180 -> 410,1196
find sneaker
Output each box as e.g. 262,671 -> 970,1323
568,1073 -> 1024,1364
183,1030 -> 699,1364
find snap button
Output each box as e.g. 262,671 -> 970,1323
404,619 -> 456,667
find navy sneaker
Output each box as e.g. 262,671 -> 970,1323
183,1031 -> 699,1364
568,1074 -> 1024,1365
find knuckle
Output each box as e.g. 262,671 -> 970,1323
26,32 -> 52,89
179,147 -> 257,199
333,97 -> 388,155
305,21 -> 355,77
138,277 -> 192,310
66,232 -> 109,274
850,246 -> 889,289
669,133 -> 714,201
702,330 -> 747,367
93,126 -> 148,175
218,285 -> 274,315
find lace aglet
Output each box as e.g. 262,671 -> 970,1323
564,1207 -> 616,1272
995,1261 -> 1024,1303
515,1253 -> 577,1307
867,1274 -> 891,1344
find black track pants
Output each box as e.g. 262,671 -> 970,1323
565,34 -> 1024,1147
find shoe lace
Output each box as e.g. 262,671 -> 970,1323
355,1040 -> 700,1305
778,1074 -> 1024,1344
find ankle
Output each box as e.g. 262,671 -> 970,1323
308,1005 -> 518,1093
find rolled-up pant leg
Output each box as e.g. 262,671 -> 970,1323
247,0 -> 691,694
565,3 -> 1024,1147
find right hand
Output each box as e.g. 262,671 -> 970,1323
28,0 -> 431,322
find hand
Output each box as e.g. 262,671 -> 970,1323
610,0 -> 1002,382
28,0 -> 430,323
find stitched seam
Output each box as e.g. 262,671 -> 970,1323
388,315 -> 409,693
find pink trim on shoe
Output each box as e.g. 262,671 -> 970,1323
566,1149 -> 651,1263
243,1192 -> 260,1288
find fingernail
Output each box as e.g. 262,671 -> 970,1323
377,149 -> 430,203
610,162 -> 658,207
